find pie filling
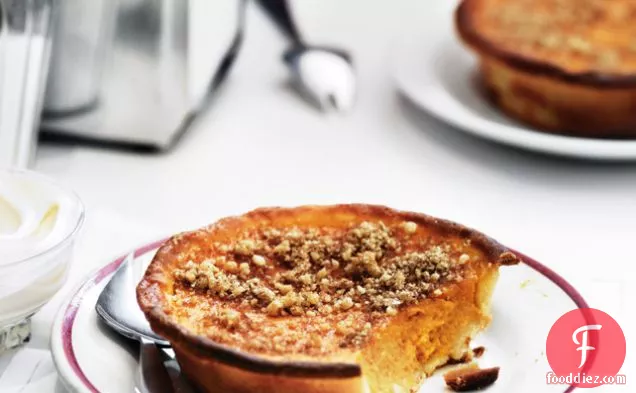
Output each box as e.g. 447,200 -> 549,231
358,269 -> 498,393
159,217 -> 506,392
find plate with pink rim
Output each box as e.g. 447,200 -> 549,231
51,239 -> 586,393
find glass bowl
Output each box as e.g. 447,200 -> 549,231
0,169 -> 84,352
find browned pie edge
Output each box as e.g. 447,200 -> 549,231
136,204 -> 519,378
455,0 -> 636,88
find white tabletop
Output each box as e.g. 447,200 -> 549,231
3,0 -> 633,391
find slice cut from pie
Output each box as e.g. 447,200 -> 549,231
137,204 -> 518,393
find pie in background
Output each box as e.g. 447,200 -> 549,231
456,0 -> 636,138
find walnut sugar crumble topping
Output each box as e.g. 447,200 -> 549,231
171,221 -> 474,355
401,221 -> 417,234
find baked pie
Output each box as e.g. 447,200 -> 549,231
456,0 -> 636,138
137,205 -> 518,393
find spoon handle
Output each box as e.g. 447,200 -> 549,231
137,338 -> 175,393
256,0 -> 304,47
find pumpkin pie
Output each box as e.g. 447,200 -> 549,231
456,0 -> 636,138
137,204 -> 518,393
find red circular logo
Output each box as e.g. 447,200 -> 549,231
546,308 -> 626,388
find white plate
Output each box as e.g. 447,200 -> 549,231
51,241 -> 586,393
392,35 -> 636,160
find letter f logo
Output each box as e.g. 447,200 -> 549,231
572,325 -> 602,368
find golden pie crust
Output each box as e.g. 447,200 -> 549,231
137,204 -> 518,393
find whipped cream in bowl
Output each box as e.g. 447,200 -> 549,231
0,169 -> 84,352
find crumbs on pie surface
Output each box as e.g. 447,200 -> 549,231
167,221 -> 475,356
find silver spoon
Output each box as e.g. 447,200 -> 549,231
96,253 -> 194,393
256,0 -> 356,112
96,252 -> 168,346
